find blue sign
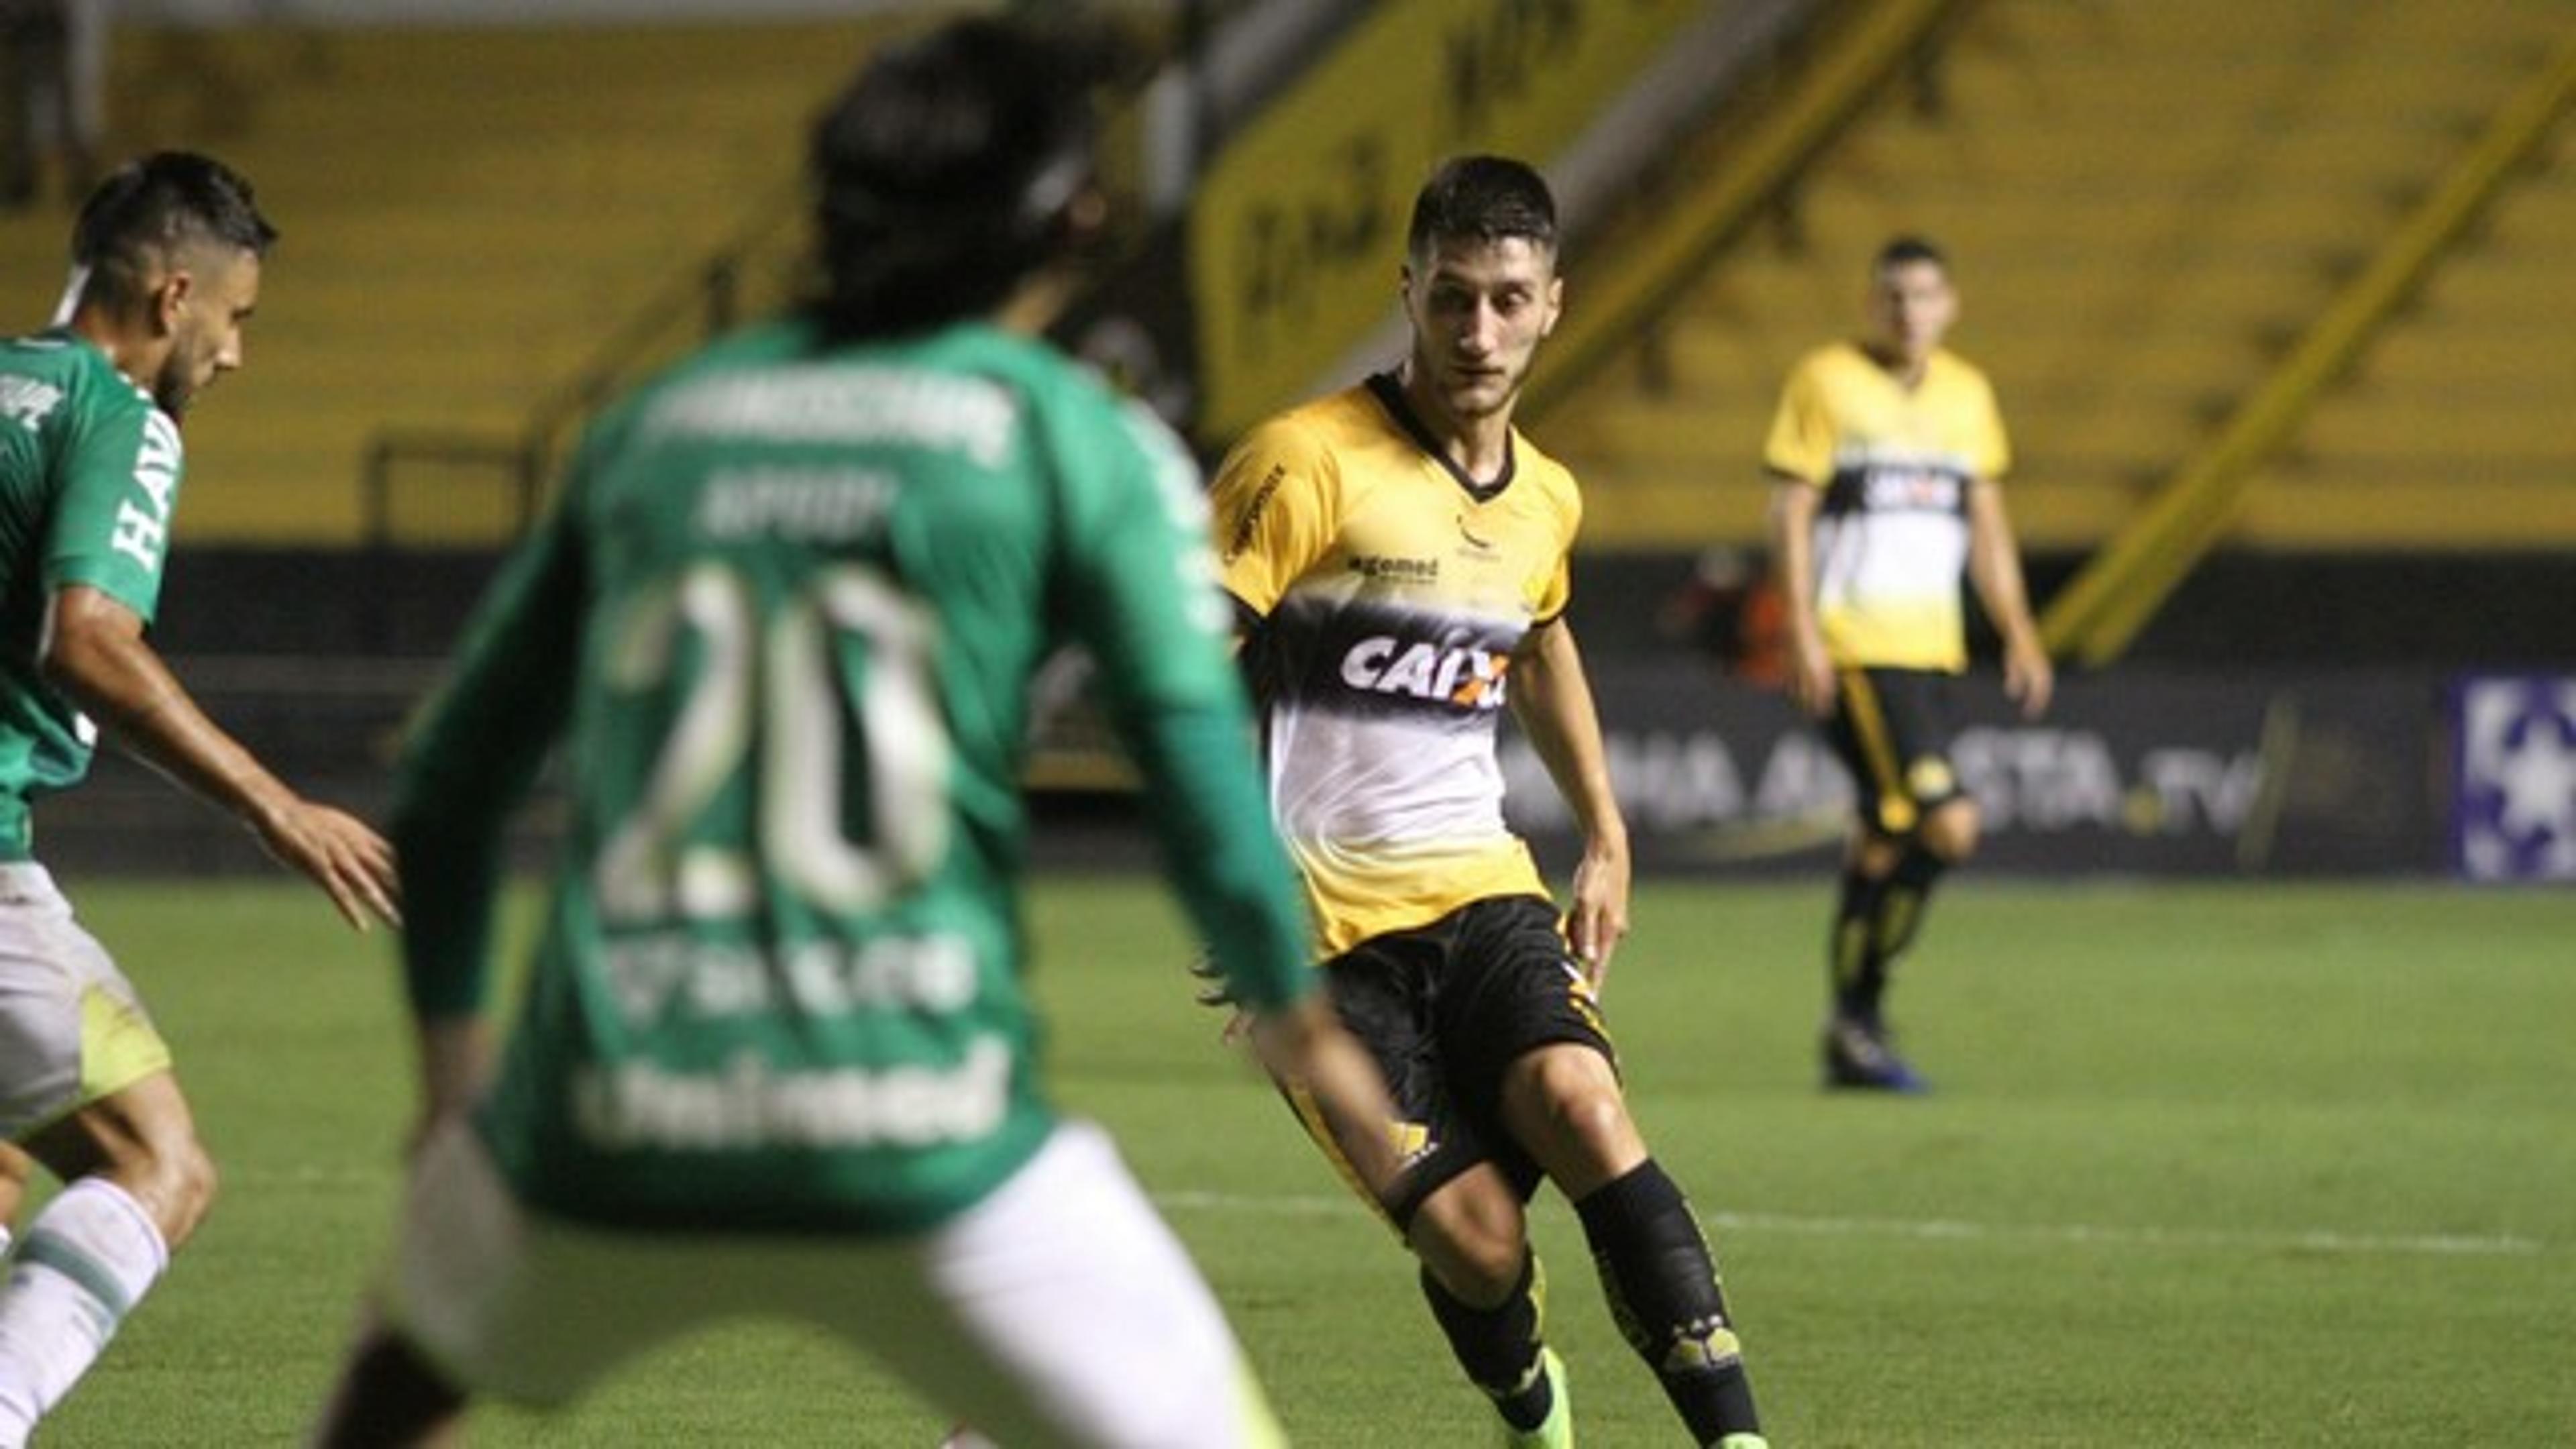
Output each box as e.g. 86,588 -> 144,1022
2455,676 -> 2576,882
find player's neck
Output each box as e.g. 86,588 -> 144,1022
994,265 -> 1076,337
1862,338 -> 1933,390
67,309 -> 166,393
1397,368 -> 1516,484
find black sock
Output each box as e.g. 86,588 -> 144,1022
1419,1252 -> 1553,1431
1574,1161 -> 1760,1443
1831,864 -> 1892,1021
1873,844 -> 1950,975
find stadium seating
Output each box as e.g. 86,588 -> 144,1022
1536,0 -> 2576,553
0,20 -> 896,543
2238,113 -> 2576,547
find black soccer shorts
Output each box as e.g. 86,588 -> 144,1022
1826,665 -> 1969,839
1304,893 -> 1619,1230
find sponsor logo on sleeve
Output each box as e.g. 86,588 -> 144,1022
1222,462 -> 1286,564
0,376 -> 64,433
109,411 -> 183,574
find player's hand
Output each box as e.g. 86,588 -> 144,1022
1186,951 -> 1254,1043
1788,631 -> 1838,718
1564,839 -> 1631,989
251,797 -> 402,931
2004,638 -> 2055,719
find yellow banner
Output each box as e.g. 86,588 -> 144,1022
1187,0 -> 1709,445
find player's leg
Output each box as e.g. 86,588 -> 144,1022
1878,793 -> 1974,960
1819,669 -> 1957,1089
0,868 -> 211,1448
311,1118 -> 698,1447
1405,1165 -> 1568,1441
1471,910 -> 1764,1448
0,1142 -> 32,1258
1821,667 -> 1913,1028
0,1072 -> 212,1448
1828,828 -> 1906,1028
1289,922 -> 1570,1440
1286,1040 -> 1570,1441
309,1317 -> 466,1449
1870,672 -> 1972,1044
851,1120 -> 1287,1449
1505,1053 -> 1762,1446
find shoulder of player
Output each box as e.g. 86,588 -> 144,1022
918,325 -> 1166,447
1212,389 -> 1355,486
1507,426 -> 1582,506
1798,339 -> 1870,380
54,345 -> 170,449
13,333 -> 148,415
1925,347 -> 1998,394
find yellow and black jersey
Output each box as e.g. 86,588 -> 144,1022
1764,341 -> 2010,672
1211,374 -> 1577,957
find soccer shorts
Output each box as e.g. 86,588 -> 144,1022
380,1118 -> 1286,1448
0,863 -> 174,1141
1301,894 -> 1617,1228
1827,665 -> 1968,838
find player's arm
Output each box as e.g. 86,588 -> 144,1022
386,486 -> 586,1126
1765,472 -> 1835,717
1068,409 -> 1311,1010
42,584 -> 398,930
1062,402 -> 1396,1169
1509,615 -> 1631,983
1966,477 -> 2052,718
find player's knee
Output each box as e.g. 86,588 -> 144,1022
1536,1067 -> 1630,1152
1434,1231 -> 1530,1304
123,1136 -> 217,1249
1510,1046 -> 1635,1166
1411,1184 -> 1529,1302
1921,798 -> 1980,862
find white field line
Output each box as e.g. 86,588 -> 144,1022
239,1169 -> 2548,1259
1152,1191 -> 2547,1259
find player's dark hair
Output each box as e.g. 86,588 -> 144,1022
1873,235 -> 1949,275
808,15 -> 1108,340
1406,155 -> 1558,262
70,152 -> 278,314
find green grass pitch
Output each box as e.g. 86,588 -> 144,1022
27,875 -> 2576,1446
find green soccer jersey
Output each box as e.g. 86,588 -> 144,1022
396,317 -> 1313,1233
0,329 -> 183,861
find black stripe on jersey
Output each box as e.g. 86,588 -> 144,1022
1255,592 -> 1525,725
1822,461 -> 1970,519
1365,372 -> 1515,502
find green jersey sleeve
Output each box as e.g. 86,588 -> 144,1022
391,435 -> 595,1019
44,384 -> 182,624
1046,391 -> 1315,1013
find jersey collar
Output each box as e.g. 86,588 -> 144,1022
1366,371 -> 1515,503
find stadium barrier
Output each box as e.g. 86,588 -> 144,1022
44,658 -> 2569,885
1500,662 -> 2436,878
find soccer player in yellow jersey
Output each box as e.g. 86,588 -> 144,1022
1210,156 -> 1766,1449
1765,235 -> 2053,1093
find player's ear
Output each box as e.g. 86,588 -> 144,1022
150,268 -> 195,338
1541,274 -> 1564,337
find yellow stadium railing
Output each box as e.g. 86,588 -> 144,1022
2038,29 -> 2576,669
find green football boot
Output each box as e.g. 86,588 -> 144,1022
1500,1347 -> 1573,1448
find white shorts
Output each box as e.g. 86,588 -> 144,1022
382,1118 -> 1287,1448
0,863 -> 172,1140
